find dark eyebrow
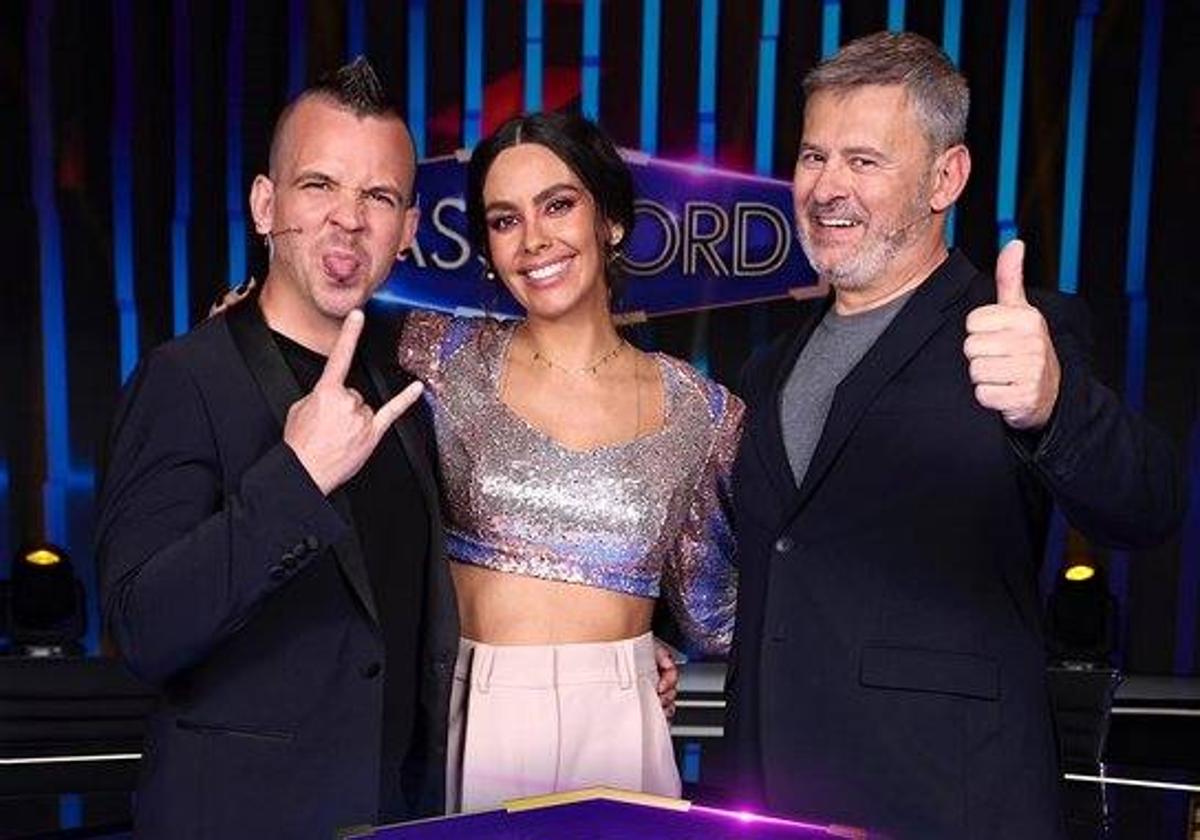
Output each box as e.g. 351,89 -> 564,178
531,182 -> 582,206
484,198 -> 518,215
291,171 -> 409,205
485,182 -> 582,215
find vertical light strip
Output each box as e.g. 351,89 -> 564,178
112,0 -> 139,379
821,0 -> 841,58
1123,0 -> 1165,665
696,0 -> 719,162
754,0 -> 780,176
942,0 -> 963,246
287,0 -> 306,97
0,461 -> 8,581
1123,0 -> 1161,414
1056,0 -> 1098,295
346,0 -> 366,58
689,0 -> 721,375
581,0 -> 602,120
887,0 -> 905,31
58,795 -> 83,831
28,1 -> 69,544
226,0 -> 247,287
525,0 -> 544,112
750,0 -> 781,354
942,0 -> 963,62
464,0 -> 485,148
995,0 -> 1027,247
172,0 -> 192,336
408,0 -> 427,157
682,741 -> 702,783
1123,0 -> 1161,667
639,0 -> 661,154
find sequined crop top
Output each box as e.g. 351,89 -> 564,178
399,312 -> 743,655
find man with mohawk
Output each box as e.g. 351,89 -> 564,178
97,59 -> 458,837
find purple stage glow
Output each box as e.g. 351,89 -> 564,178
689,803 -> 863,837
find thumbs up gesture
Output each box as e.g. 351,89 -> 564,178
963,240 -> 1061,431
283,310 -> 424,495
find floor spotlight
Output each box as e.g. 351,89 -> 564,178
1047,541 -> 1117,668
1,543 -> 86,657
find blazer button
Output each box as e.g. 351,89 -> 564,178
360,662 -> 383,679
774,537 -> 794,554
303,535 -> 320,552
268,563 -> 288,580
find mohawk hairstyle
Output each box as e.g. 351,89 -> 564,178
267,56 -> 408,179
310,55 -> 391,116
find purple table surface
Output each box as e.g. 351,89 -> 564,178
360,798 -> 869,839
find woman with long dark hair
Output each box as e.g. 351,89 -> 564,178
399,111 -> 741,812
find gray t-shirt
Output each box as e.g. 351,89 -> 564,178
781,292 -> 913,486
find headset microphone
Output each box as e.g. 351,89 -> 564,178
263,226 -> 302,261
884,209 -> 934,243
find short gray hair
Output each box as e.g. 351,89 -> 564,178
803,31 -> 969,152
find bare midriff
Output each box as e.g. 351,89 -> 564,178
450,560 -> 655,644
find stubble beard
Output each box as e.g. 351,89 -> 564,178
798,180 -> 933,293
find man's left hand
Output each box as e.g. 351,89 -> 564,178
963,239 -> 1061,431
653,640 -> 679,719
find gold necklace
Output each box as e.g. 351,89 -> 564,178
530,336 -> 625,375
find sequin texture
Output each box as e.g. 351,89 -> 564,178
400,312 -> 742,655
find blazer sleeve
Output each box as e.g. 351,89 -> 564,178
94,347 -> 350,686
1014,293 -> 1186,548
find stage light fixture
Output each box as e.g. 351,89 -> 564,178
1,542 -> 86,657
24,548 -> 63,566
1046,535 -> 1116,668
1064,563 -> 1095,582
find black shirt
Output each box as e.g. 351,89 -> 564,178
272,327 -> 429,820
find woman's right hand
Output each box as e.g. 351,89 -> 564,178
208,277 -> 257,318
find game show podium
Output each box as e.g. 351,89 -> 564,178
345,788 -> 869,839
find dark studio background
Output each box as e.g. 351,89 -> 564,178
0,0 -> 1197,836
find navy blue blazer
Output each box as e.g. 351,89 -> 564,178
95,301 -> 459,838
727,251 -> 1184,839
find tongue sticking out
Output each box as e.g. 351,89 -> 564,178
322,252 -> 361,281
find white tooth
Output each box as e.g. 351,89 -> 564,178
528,259 -> 569,280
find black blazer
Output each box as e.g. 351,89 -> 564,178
95,301 -> 459,838
727,251 -> 1184,839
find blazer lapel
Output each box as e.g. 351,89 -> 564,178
225,298 -> 379,626
788,251 -> 976,520
360,307 -> 443,521
752,297 -> 833,502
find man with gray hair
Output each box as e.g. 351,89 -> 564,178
727,31 -> 1183,838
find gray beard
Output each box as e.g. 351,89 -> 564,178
800,196 -> 932,291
